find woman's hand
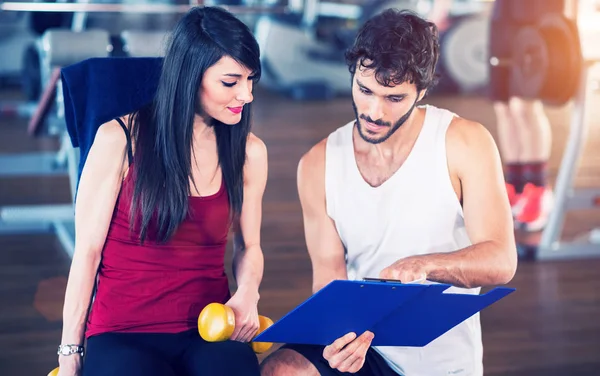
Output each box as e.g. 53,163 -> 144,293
224,285 -> 260,343
57,355 -> 82,376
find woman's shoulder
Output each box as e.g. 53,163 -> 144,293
92,115 -> 135,175
243,133 -> 268,184
246,132 -> 267,164
97,113 -> 137,147
95,117 -> 129,149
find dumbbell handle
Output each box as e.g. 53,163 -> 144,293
198,303 -> 274,353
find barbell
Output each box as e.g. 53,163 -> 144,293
490,12 -> 583,106
0,1 -> 291,14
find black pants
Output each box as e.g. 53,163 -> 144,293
82,330 -> 260,376
280,343 -> 400,376
488,0 -> 566,102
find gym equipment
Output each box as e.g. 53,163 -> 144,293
490,12 -> 583,106
0,100 -> 38,118
121,30 -> 169,58
0,12 -> 37,82
525,1 -> 600,260
255,0 -> 494,99
0,1 -> 291,14
535,59 -> 600,260
512,13 -> 582,106
440,14 -> 490,93
0,29 -> 112,257
255,0 -> 434,100
22,43 -> 42,101
254,13 -> 350,100
198,302 -> 274,353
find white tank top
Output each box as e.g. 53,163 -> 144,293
325,105 -> 483,376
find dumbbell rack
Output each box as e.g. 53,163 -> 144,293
0,81 -> 79,259
537,58 -> 600,260
0,29 -> 111,258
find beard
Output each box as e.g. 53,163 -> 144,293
352,98 -> 418,144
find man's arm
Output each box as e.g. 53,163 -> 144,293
297,140 -> 348,293
299,140 -> 375,374
380,118 -> 518,288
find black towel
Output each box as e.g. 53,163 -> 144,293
61,56 -> 163,186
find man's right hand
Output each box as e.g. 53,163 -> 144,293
57,355 -> 82,376
323,331 -> 375,373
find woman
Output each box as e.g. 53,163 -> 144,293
57,6 -> 267,376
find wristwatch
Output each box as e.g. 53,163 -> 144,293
57,344 -> 84,357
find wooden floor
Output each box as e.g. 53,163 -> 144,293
1,84 -> 600,375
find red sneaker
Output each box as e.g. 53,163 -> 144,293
515,183 -> 554,232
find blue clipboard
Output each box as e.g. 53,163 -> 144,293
254,279 -> 515,347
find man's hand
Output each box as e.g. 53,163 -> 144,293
323,331 -> 375,373
379,255 -> 429,283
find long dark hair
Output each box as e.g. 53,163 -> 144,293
128,6 -> 261,243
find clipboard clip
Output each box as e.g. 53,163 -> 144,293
363,277 -> 427,284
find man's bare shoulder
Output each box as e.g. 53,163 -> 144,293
447,115 -> 497,156
446,114 -> 501,176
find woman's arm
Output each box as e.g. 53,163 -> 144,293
58,120 -> 129,371
226,133 -> 268,342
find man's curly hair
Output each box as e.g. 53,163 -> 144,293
345,9 -> 440,92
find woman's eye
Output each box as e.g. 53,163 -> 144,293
222,81 -> 236,87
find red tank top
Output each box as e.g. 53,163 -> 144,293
85,151 -> 231,338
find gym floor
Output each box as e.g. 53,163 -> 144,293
1,85 -> 600,375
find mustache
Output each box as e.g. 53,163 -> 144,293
360,114 -> 390,127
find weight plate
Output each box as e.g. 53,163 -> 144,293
538,14 -> 582,106
510,13 -> 582,106
441,16 -> 490,92
510,26 -> 548,99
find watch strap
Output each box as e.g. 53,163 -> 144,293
57,344 -> 84,356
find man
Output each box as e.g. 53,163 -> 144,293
488,0 -> 564,232
261,9 -> 517,376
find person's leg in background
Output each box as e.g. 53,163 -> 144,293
493,97 -> 554,231
488,0 -> 554,232
493,100 -> 522,212
508,97 -> 554,232
488,1 -> 525,220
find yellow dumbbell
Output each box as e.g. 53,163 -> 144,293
198,303 -> 274,353
48,367 -> 59,376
